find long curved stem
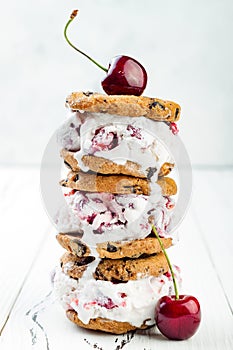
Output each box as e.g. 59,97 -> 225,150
152,225 -> 179,300
64,10 -> 108,73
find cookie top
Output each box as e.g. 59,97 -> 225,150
66,92 -> 181,122
96,236 -> 172,259
61,251 -> 169,282
158,162 -> 174,177
61,149 -> 153,179
60,171 -> 150,195
94,252 -> 168,282
61,149 -> 174,179
60,171 -> 177,196
56,233 -> 172,259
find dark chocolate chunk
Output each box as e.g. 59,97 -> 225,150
94,268 -> 108,280
73,174 -> 79,182
106,243 -> 118,253
111,277 -> 127,284
74,256 -> 95,266
61,179 -> 68,187
83,91 -> 93,97
149,101 -> 165,110
64,160 -> 72,170
123,185 -> 140,194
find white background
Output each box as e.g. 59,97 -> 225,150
0,0 -> 233,166
0,2 -> 233,348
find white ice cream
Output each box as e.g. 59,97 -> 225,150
53,265 -> 181,327
62,188 -> 175,244
56,113 -> 83,151
54,202 -> 82,233
57,111 -> 173,177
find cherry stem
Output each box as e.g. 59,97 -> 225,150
64,10 -> 108,73
152,225 -> 179,300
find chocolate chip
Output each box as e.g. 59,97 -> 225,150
74,256 -> 95,266
111,277 -> 127,284
149,101 -> 165,110
106,243 -> 118,252
70,122 -> 75,128
175,107 -> 180,119
61,179 -> 68,187
125,268 -> 133,277
73,174 -> 79,182
83,91 -> 93,97
64,160 -> 72,170
123,185 -> 138,194
94,268 -> 107,280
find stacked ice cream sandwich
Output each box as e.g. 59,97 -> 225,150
53,92 -> 181,334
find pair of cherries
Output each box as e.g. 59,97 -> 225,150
64,10 -> 201,340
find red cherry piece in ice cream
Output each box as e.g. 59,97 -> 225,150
101,55 -> 147,96
64,11 -> 147,96
169,122 -> 179,135
155,295 -> 201,340
64,189 -> 76,197
127,125 -> 142,139
91,128 -> 118,152
97,297 -> 118,310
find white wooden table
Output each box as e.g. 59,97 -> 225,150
0,167 -> 232,350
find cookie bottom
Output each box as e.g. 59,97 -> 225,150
66,309 -> 150,334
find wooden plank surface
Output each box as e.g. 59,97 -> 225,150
192,170 -> 233,311
0,168 -> 233,349
0,167 -> 50,335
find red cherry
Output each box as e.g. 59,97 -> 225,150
155,295 -> 201,340
152,225 -> 201,341
101,55 -> 147,96
64,11 -> 147,96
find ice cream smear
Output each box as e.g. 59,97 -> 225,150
53,265 -> 181,327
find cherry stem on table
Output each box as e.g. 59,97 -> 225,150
152,225 -> 179,300
64,10 -> 108,73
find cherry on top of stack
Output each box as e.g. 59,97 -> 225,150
56,91 -> 180,246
